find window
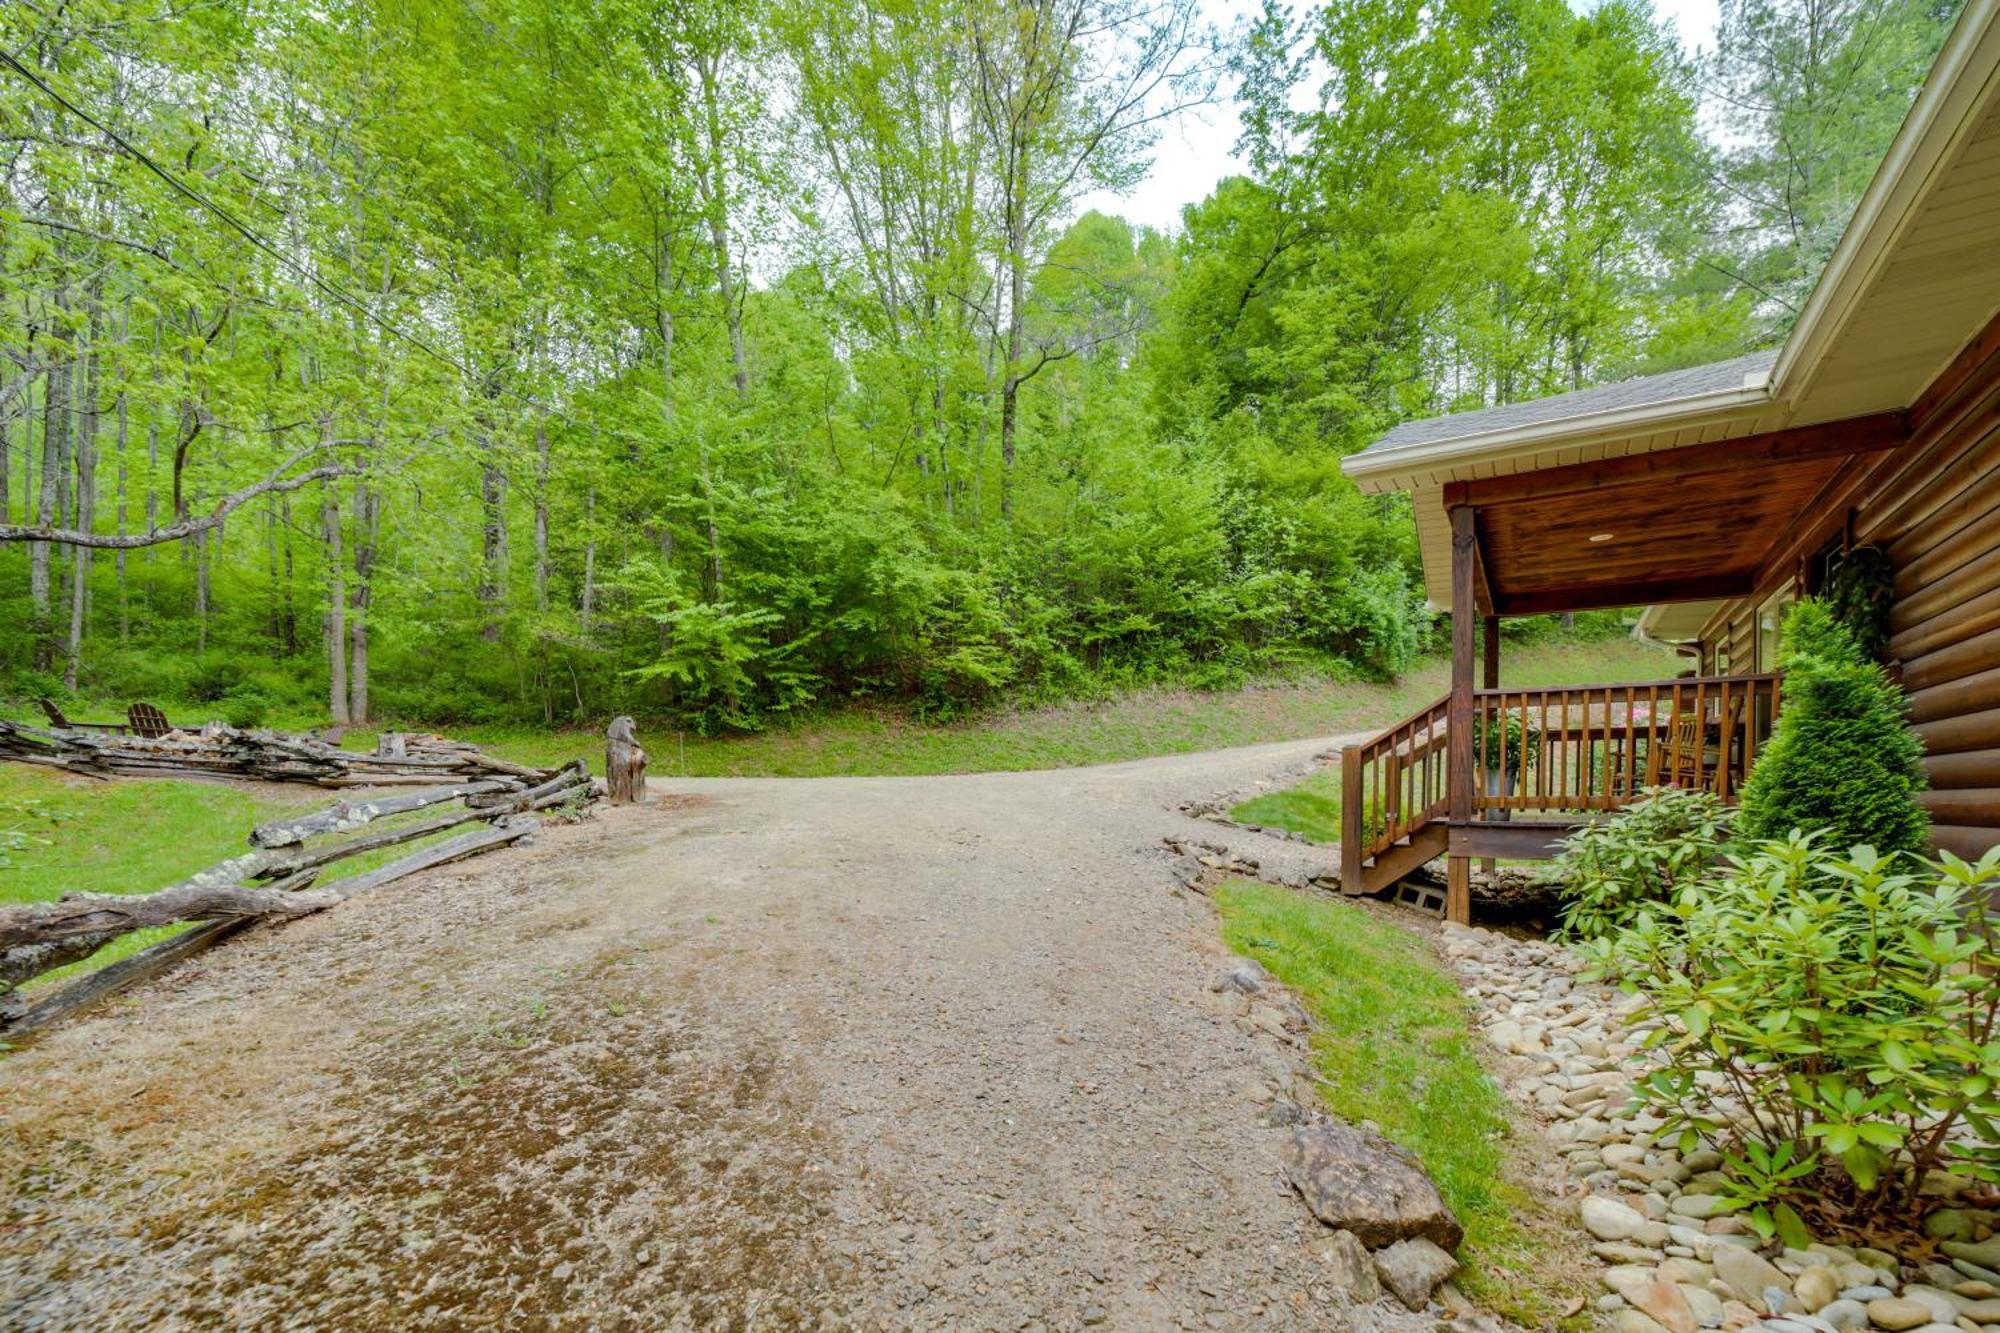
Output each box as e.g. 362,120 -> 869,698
1755,586 -> 1796,672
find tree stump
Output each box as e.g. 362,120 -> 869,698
606,716 -> 647,804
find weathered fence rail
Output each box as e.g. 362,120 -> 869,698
0,758 -> 596,1037
0,719 -> 549,787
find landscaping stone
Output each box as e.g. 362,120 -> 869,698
1796,1266 -> 1841,1312
1584,1196 -> 1651,1242
1871,1298 -> 1940,1331
1278,1118 -> 1463,1250
1948,1244 -> 2000,1273
1373,1237 -> 1459,1311
1715,1244 -> 1794,1307
1683,1283 -> 1725,1325
1433,919 -> 2000,1333
1628,1275 -> 1700,1333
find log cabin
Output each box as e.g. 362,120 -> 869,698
1338,0 -> 2000,923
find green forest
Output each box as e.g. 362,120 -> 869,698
0,0 -> 1961,732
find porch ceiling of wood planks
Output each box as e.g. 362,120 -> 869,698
1440,411 -> 1908,617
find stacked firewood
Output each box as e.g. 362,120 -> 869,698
0,760 -> 596,1036
0,718 -> 553,787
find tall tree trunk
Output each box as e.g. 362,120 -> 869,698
348,478 -> 375,724
698,54 -> 749,400
194,518 -> 211,653
280,491 -> 297,655
998,176 -> 1029,517
533,413 -> 550,611
480,448 -> 507,643
580,487 -> 597,633
32,357 -> 68,672
114,390 -> 128,638
322,473 -> 349,727
64,326 -> 100,692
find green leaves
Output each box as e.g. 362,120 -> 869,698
1608,831 -> 2000,1225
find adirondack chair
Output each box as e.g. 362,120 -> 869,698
1666,692 -> 1747,794
37,697 -> 126,733
126,702 -> 174,738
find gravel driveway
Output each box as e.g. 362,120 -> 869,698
0,736 -> 1419,1331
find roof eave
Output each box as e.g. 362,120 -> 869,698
1771,0 -> 2000,404
1340,371 -> 1774,495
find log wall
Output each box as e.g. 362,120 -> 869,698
1699,313 -> 2000,862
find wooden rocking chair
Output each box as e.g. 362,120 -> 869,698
1665,692 -> 1746,795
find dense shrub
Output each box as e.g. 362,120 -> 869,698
1735,599 -> 1928,859
1585,836 -> 2000,1235
1551,786 -> 1734,940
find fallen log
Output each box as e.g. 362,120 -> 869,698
250,780 -> 514,847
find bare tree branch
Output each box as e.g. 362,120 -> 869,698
0,451 -> 359,548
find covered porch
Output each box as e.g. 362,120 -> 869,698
1339,407 -> 1916,923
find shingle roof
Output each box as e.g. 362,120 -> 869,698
1361,350 -> 1778,455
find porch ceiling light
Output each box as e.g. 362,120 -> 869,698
1588,532 -> 1617,543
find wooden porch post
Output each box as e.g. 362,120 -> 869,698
1479,615 -> 1499,877
1447,506 -> 1477,925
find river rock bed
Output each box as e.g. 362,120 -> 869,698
1436,921 -> 2000,1333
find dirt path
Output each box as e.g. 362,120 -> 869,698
0,736 -> 1425,1332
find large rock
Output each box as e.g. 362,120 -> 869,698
1581,1195 -> 1649,1242
1373,1237 -> 1460,1310
1712,1243 -> 1791,1309
1280,1119 -> 1464,1251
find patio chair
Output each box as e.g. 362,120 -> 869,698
37,697 -> 127,733
1666,692 -> 1746,794
126,701 -> 174,738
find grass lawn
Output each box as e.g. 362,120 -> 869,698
0,767 -> 329,990
1213,881 -> 1588,1327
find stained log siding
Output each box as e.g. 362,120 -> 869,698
1701,315 -> 2000,862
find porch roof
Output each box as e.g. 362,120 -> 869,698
1344,0 -> 2000,613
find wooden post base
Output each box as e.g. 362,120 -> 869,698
1446,855 -> 1472,925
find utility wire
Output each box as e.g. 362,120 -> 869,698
0,47 -> 562,420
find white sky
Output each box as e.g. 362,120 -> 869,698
1078,0 -> 1724,233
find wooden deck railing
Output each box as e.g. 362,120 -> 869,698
1472,673 -> 1781,815
1340,694 -> 1451,891
1339,673 -> 1782,893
